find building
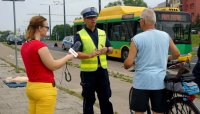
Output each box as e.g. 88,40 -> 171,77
156,0 -> 180,8
181,0 -> 200,22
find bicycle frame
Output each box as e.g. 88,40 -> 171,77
129,64 -> 200,114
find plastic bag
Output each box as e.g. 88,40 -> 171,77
165,81 -> 200,95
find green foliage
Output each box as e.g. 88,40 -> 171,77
75,17 -> 82,20
191,34 -> 200,47
0,30 -> 12,42
105,0 -> 122,8
123,0 -> 147,7
51,24 -> 73,41
104,0 -> 147,8
192,13 -> 200,29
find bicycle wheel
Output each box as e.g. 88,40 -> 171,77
166,97 -> 200,114
129,87 -> 134,114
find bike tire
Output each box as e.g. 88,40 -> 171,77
129,87 -> 134,114
166,97 -> 200,114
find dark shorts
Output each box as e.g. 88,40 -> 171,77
129,88 -> 167,113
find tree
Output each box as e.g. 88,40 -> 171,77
195,14 -> 200,25
51,24 -> 73,41
192,14 -> 200,29
105,0 -> 147,8
105,0 -> 122,8
123,0 -> 147,7
0,30 -> 12,42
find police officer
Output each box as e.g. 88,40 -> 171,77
74,7 -> 114,114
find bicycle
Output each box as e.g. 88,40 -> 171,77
129,64 -> 200,114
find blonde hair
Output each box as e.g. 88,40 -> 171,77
141,8 -> 156,25
26,16 -> 47,40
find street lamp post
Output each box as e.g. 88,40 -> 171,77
2,0 -> 25,73
49,5 -> 51,40
99,0 -> 101,13
63,0 -> 66,37
166,0 -> 169,7
40,4 -> 52,40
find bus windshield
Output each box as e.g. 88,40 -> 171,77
155,11 -> 191,44
156,22 -> 191,44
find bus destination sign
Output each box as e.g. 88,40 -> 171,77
157,13 -> 189,22
122,14 -> 134,20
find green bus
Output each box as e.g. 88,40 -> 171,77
73,6 -> 192,62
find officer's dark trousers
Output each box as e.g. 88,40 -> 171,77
80,67 -> 114,114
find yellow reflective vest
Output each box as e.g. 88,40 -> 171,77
78,28 -> 107,71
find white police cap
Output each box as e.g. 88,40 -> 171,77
81,7 -> 98,18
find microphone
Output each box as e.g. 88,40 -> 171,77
68,41 -> 81,57
72,41 -> 81,52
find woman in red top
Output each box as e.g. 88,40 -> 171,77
21,16 -> 74,114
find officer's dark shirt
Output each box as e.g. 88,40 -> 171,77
193,45 -> 200,76
197,45 -> 200,60
74,27 -> 111,52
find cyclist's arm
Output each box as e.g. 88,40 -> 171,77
168,38 -> 180,60
124,42 -> 137,69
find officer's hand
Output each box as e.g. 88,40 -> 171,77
90,49 -> 101,57
100,44 -> 108,54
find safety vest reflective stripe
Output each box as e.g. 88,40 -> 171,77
78,28 -> 107,71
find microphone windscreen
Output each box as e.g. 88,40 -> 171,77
72,41 -> 81,52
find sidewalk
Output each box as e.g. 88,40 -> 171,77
0,45 -> 100,114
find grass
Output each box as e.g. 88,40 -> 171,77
0,57 -> 25,73
190,34 -> 200,56
2,42 -> 20,51
191,34 -> 200,47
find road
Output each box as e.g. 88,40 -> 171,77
46,40 -> 198,70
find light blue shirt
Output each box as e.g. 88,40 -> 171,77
132,29 -> 170,90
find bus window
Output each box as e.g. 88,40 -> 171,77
110,25 -> 121,41
108,22 -> 120,41
122,21 -> 135,41
173,24 -> 184,40
136,21 -> 143,34
103,23 -> 108,35
156,22 -> 191,44
109,22 -> 134,41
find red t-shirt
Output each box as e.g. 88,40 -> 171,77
21,40 -> 54,83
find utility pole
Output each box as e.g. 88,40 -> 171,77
2,0 -> 25,73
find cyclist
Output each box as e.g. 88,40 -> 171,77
124,8 -> 180,114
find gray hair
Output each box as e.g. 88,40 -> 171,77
140,8 -> 156,25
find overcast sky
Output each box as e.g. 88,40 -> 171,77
0,0 -> 165,33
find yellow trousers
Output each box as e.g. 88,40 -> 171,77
26,82 -> 57,114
